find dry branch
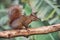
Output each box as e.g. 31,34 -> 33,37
0,24 -> 60,38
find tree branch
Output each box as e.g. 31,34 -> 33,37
0,24 -> 60,38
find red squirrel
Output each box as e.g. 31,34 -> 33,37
8,5 -> 39,29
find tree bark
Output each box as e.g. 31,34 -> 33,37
0,24 -> 60,38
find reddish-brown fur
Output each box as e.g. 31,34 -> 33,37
8,5 -> 39,29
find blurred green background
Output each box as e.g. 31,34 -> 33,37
0,0 -> 60,40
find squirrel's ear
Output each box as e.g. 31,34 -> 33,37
31,11 -> 37,16
31,9 -> 37,16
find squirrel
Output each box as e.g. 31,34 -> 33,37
8,5 -> 39,30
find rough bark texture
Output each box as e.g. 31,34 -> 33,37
0,24 -> 60,38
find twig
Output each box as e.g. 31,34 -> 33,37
0,24 -> 60,38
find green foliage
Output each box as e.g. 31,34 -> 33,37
24,3 -> 32,16
0,0 -> 60,40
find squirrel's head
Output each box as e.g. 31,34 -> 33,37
29,13 -> 39,21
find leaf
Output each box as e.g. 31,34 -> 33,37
44,9 -> 56,20
15,37 -> 29,40
29,20 -> 44,28
37,5 -> 54,21
48,16 -> 58,24
0,16 -> 9,26
44,0 -> 60,16
21,0 -> 29,3
0,3 -> 5,9
30,0 -> 39,9
24,3 -> 32,16
0,16 -> 11,30
49,32 -> 60,40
